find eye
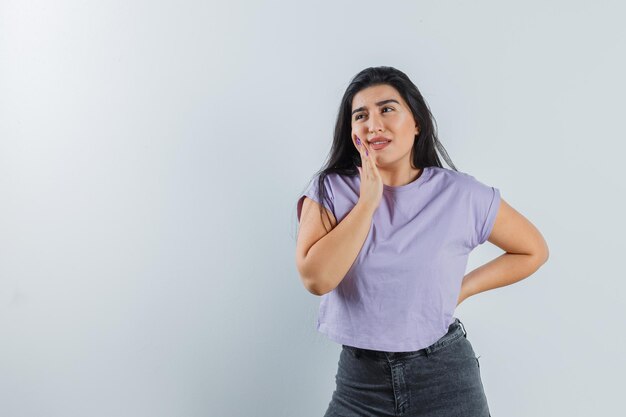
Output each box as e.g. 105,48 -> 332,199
354,106 -> 394,121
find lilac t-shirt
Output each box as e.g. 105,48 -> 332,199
296,166 -> 501,352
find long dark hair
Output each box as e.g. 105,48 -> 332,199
306,66 -> 458,232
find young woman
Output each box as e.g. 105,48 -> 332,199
295,66 -> 549,417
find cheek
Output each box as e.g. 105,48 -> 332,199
399,140 -> 413,153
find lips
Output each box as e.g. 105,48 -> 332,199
369,140 -> 391,151
368,136 -> 391,144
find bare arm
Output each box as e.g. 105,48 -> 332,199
457,197 -> 549,305
296,199 -> 375,296
297,135 -> 382,296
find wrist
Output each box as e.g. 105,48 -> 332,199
355,200 -> 376,217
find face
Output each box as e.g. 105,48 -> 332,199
350,84 -> 419,167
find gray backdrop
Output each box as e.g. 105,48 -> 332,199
1,1 -> 624,416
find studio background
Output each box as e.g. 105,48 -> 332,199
1,1 -> 624,416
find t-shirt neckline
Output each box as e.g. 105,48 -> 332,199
382,166 -> 432,193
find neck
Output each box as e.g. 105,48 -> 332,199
378,165 -> 422,187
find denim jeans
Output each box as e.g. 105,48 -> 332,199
323,318 -> 491,417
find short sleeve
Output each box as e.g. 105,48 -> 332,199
467,177 -> 501,248
296,173 -> 335,223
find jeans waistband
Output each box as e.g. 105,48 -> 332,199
342,317 -> 467,360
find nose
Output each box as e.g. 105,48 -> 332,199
367,112 -> 385,133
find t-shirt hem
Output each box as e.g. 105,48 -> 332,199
317,322 -> 451,353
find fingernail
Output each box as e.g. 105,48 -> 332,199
356,137 -> 361,145
366,149 -> 369,156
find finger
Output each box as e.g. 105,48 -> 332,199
356,136 -> 368,174
360,153 -> 369,179
362,140 -> 372,159
362,140 -> 376,165
364,144 -> 379,177
356,136 -> 365,155
361,141 -> 372,166
360,141 -> 371,170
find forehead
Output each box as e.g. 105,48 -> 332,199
351,84 -> 403,108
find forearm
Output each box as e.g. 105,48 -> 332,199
302,202 -> 375,296
457,252 -> 548,305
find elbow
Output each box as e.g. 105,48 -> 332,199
529,243 -> 550,268
542,247 -> 550,264
296,254 -> 332,296
302,276 -> 330,296
529,233 -> 550,266
538,238 -> 550,264
306,284 -> 324,297
296,263 -> 325,296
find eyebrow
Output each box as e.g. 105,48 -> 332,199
351,99 -> 400,116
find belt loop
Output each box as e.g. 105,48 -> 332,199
458,320 -> 467,337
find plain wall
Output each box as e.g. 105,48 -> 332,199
1,1 -> 624,416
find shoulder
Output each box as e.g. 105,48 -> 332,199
324,171 -> 358,184
427,166 -> 479,188
428,166 -> 474,180
427,167 -> 499,202
310,171 -> 359,193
